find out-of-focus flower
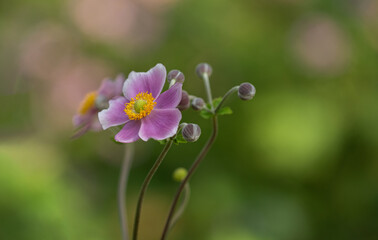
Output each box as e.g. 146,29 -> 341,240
69,0 -> 164,49
73,75 -> 124,138
19,23 -> 77,81
290,15 -> 351,75
99,64 -> 182,143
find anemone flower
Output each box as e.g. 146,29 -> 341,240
73,75 -> 124,138
99,64 -> 182,143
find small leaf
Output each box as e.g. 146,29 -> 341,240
174,133 -> 188,144
212,97 -> 222,108
200,110 -> 212,119
217,107 -> 233,116
157,139 -> 167,145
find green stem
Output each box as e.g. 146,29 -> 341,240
132,140 -> 174,240
161,116 -> 219,240
118,143 -> 134,240
169,184 -> 191,230
203,74 -> 214,110
214,86 -> 239,113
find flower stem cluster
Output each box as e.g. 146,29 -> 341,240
72,62 -> 255,240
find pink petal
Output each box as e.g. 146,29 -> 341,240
115,120 -> 141,143
155,83 -> 182,109
139,109 -> 182,141
123,64 -> 166,100
72,108 -> 97,128
98,97 -> 129,130
98,74 -> 124,99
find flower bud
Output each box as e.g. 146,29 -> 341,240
173,168 -> 188,182
195,63 -> 212,78
95,94 -> 109,110
182,123 -> 201,142
167,70 -> 185,84
191,97 -> 205,111
177,90 -> 190,111
238,82 -> 256,101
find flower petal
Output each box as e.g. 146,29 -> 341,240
155,83 -> 183,109
98,97 -> 129,130
115,120 -> 141,143
73,108 -> 97,128
139,109 -> 182,141
98,74 -> 124,99
123,63 -> 166,100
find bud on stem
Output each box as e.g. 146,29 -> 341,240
238,82 -> 256,100
182,123 -> 201,142
191,97 -> 206,111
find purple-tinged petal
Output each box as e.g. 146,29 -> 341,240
98,74 -> 125,99
139,109 -> 182,141
155,83 -> 182,109
90,119 -> 102,131
115,120 -> 141,143
73,108 -> 97,128
123,64 -> 166,100
98,97 -> 129,130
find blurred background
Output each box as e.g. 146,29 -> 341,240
1,0 -> 377,239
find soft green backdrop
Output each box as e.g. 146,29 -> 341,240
1,0 -> 377,239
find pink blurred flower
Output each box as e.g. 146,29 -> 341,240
73,75 -> 124,138
290,15 -> 351,75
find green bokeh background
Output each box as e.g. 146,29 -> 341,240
1,0 -> 377,239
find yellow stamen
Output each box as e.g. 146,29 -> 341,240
78,91 -> 97,115
124,92 -> 156,120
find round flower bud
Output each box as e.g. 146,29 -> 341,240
167,70 -> 185,84
182,123 -> 201,142
238,82 -> 256,101
195,63 -> 212,78
177,90 -> 190,111
173,167 -> 188,182
191,97 -> 205,111
95,94 -> 109,110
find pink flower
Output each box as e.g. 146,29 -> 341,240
98,64 -> 182,143
73,75 -> 124,138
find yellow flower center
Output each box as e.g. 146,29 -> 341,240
124,92 -> 156,120
78,91 -> 97,115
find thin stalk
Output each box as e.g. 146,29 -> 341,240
161,116 -> 218,240
118,143 -> 134,240
214,86 -> 239,113
132,140 -> 174,240
203,74 -> 214,110
169,184 -> 191,230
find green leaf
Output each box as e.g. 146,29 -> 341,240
174,133 -> 188,145
157,139 -> 168,145
200,110 -> 213,119
212,97 -> 222,108
217,107 -> 233,116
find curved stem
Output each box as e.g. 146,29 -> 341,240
118,143 -> 134,240
132,140 -> 174,240
214,86 -> 239,113
169,184 -> 191,230
161,116 -> 219,240
203,74 -> 214,110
